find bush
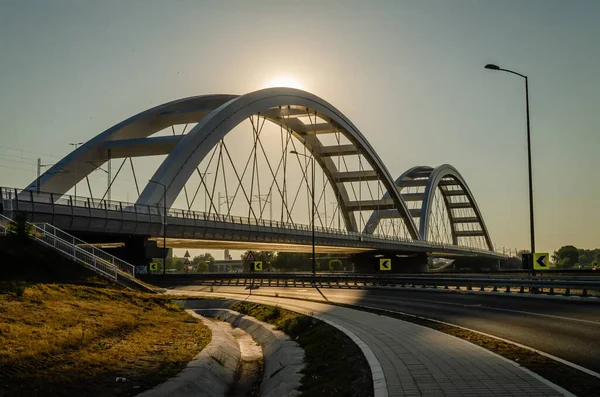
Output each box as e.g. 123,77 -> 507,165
279,315 -> 314,337
8,211 -> 33,240
1,281 -> 27,297
258,305 -> 281,322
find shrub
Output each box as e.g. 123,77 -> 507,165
279,315 -> 314,338
8,211 -> 33,240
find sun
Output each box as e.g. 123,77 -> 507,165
264,75 -> 304,90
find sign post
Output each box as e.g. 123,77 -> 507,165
379,258 -> 391,271
533,252 -> 549,271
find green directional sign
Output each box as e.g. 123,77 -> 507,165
149,263 -> 158,272
533,253 -> 549,270
379,258 -> 391,271
253,261 -> 263,271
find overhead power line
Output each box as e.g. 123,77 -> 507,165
0,144 -> 62,159
0,164 -> 36,173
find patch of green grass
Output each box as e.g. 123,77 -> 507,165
0,283 -> 211,397
232,302 -> 372,397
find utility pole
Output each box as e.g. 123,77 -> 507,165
107,148 -> 112,202
36,159 -> 54,194
37,158 -> 41,193
69,142 -> 84,199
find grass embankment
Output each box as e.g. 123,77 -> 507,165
232,301 -> 372,397
0,281 -> 211,397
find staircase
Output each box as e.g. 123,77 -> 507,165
0,213 -> 154,292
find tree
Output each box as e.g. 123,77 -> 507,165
193,253 -> 214,265
592,252 -> 600,267
552,245 -> 579,269
189,253 -> 214,272
166,257 -> 185,272
195,261 -> 209,272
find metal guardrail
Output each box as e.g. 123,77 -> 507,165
0,213 -> 136,281
143,273 -> 600,298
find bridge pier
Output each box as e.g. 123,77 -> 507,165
110,237 -> 167,269
449,257 -> 506,272
351,252 -> 428,273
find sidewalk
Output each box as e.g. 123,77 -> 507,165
171,290 -> 569,397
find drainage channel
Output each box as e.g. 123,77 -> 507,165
211,320 -> 263,397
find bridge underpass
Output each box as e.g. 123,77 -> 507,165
5,87 -> 508,272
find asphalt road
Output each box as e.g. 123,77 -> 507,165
166,284 -> 600,374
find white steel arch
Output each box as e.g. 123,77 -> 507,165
26,88 -> 493,248
25,94 -> 238,195
136,87 -> 420,238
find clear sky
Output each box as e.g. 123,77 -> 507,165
1,0 -> 599,257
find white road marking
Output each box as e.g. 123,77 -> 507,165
364,295 -> 600,326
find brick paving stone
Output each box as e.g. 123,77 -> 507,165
182,292 -> 569,397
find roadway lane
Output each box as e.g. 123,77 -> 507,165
168,284 -> 600,374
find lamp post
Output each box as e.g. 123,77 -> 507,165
69,142 -> 83,199
290,150 -> 316,275
148,180 -> 167,275
485,64 -> 535,268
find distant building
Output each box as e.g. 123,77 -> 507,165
212,259 -> 243,272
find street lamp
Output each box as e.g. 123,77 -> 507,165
485,63 -> 535,263
148,179 -> 167,275
69,142 -> 83,199
290,150 -> 316,275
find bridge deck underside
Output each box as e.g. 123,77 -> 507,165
6,198 -> 504,259
154,238 -> 372,253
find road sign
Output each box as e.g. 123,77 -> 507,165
253,261 -> 263,271
184,250 -> 191,258
533,252 -> 549,270
379,258 -> 391,271
149,263 -> 158,271
184,258 -> 190,265
244,251 -> 256,262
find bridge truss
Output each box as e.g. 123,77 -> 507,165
24,88 -> 494,253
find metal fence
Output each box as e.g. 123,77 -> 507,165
34,222 -> 136,279
0,186 -> 506,258
0,213 -> 136,281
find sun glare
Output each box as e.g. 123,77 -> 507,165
264,75 -> 304,90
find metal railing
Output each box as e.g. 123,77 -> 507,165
0,217 -> 9,236
1,186 -> 504,257
0,213 -> 136,281
142,272 -> 600,298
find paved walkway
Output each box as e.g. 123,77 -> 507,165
170,290 -> 569,397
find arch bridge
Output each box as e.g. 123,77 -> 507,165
7,88 -> 504,267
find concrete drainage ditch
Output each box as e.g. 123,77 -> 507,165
213,320 -> 263,397
136,299 -> 304,397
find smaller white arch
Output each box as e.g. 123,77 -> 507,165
364,164 -> 493,251
420,165 -> 493,250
